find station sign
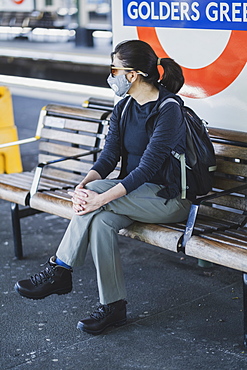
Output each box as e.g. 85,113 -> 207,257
123,1 -> 247,31
112,0 -> 247,131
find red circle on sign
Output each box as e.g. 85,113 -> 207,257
12,0 -> 25,4
137,27 -> 247,98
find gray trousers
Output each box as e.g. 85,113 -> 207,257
56,179 -> 191,305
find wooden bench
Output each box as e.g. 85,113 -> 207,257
0,104 -> 246,345
0,103 -> 111,259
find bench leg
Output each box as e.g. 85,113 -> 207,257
197,259 -> 213,268
177,204 -> 199,252
243,273 -> 247,347
11,203 -> 23,259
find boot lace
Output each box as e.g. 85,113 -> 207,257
30,262 -> 55,286
90,304 -> 112,321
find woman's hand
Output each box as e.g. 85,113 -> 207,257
68,188 -> 103,215
68,170 -> 103,214
69,181 -> 127,216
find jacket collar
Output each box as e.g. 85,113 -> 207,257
152,85 -> 184,113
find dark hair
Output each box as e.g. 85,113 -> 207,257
112,40 -> 184,94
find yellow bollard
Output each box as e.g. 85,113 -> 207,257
0,86 -> 23,174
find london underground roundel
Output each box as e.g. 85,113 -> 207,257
12,0 -> 25,4
137,27 -> 247,98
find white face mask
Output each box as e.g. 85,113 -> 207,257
107,73 -> 132,98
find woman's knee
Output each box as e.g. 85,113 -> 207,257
91,210 -> 131,233
85,179 -> 102,192
91,210 -> 118,230
85,179 -> 119,194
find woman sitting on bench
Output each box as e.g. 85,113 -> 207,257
14,39 -> 193,335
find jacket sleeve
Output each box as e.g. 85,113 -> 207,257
120,101 -> 186,193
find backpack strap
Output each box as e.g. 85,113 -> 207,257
119,96 -> 132,149
121,96 -> 132,119
118,96 -> 132,179
171,151 -> 187,199
180,153 -> 187,199
119,96 -> 132,146
159,98 -> 187,199
158,97 -> 179,110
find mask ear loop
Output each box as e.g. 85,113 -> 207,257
137,71 -> 148,77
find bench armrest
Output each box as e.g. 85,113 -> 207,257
30,148 -> 101,197
0,136 -> 40,149
177,183 -> 247,253
0,107 -> 46,150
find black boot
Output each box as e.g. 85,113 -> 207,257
14,256 -> 73,300
77,299 -> 127,334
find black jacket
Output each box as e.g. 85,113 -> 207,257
92,85 -> 191,200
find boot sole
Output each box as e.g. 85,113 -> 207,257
14,283 -> 72,300
77,318 -> 127,335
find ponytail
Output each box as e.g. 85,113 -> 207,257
158,58 -> 184,94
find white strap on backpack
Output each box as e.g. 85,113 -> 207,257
159,98 -> 187,199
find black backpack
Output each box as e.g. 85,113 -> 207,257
159,98 -> 217,198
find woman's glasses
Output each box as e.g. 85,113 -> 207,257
110,66 -> 148,77
110,66 -> 134,77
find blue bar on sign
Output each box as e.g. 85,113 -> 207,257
123,0 -> 247,31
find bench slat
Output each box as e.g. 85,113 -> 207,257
0,182 -> 30,205
186,235 -> 247,273
30,191 -> 74,219
38,178 -> 75,190
174,215 -> 239,235
200,232 -> 247,248
0,171 -> 76,201
216,160 -> 247,177
39,152 -> 94,164
41,174 -> 79,187
199,204 -> 246,224
193,220 -> 232,232
41,128 -> 98,147
225,229 -> 247,239
209,127 -> 247,143
44,116 -> 102,133
45,104 -> 109,121
37,189 -> 73,200
42,167 -> 82,183
213,177 -> 247,191
38,154 -> 93,173
39,142 -> 90,157
205,194 -> 247,212
119,222 -> 182,253
0,172 -> 34,189
214,142 -> 247,160
63,119 -> 100,132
